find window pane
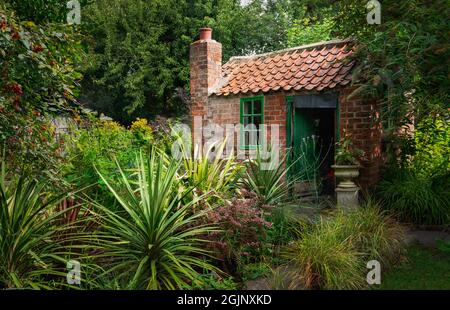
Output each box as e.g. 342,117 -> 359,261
246,130 -> 258,146
244,102 -> 251,115
243,116 -> 250,126
253,100 -> 262,114
254,116 -> 262,129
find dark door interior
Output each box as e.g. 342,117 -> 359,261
292,107 -> 336,195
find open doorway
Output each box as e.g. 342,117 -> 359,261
288,94 -> 338,198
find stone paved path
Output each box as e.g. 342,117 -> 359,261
405,229 -> 450,248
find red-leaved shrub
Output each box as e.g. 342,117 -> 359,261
204,191 -> 272,275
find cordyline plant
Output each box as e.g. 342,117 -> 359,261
174,132 -> 242,204
0,158 -> 80,289
241,149 -> 302,206
89,149 -> 219,290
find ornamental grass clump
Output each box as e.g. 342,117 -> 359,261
285,218 -> 366,290
377,169 -> 450,225
285,203 -> 405,290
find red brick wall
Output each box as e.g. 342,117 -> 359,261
264,94 -> 287,158
189,38 -> 222,118
339,87 -> 382,188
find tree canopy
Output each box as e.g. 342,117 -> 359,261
3,0 -> 449,132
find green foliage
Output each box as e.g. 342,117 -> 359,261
0,160 -> 72,289
266,206 -> 298,246
2,117 -> 68,184
185,273 -> 238,290
81,0 -> 196,121
333,0 -> 449,138
0,8 -> 83,118
4,0 -> 91,24
437,240 -> 450,255
129,118 -> 154,148
377,169 -> 450,225
241,152 -> 296,206
334,135 -> 364,165
63,120 -> 139,199
241,262 -> 271,282
287,15 -> 333,47
178,139 -> 243,204
0,7 -> 84,175
91,150 -> 217,289
285,205 -> 405,289
62,118 -> 159,205
413,113 -> 450,175
379,246 -> 450,290
211,0 -> 290,61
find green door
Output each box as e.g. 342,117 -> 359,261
287,100 -> 337,182
292,108 -> 318,180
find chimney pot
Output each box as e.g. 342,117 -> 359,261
199,28 -> 212,41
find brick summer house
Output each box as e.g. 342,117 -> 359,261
189,28 -> 382,193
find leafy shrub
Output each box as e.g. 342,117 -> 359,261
63,119 -> 150,204
413,113 -> 450,175
377,169 -> 450,225
285,205 -> 405,289
0,161 -> 73,289
242,262 -> 271,282
184,272 -> 238,290
129,118 -> 154,147
91,150 -> 217,289
0,7 -> 83,177
266,206 -> 298,246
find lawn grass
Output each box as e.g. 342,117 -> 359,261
378,245 -> 450,290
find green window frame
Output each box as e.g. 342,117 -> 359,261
240,96 -> 264,150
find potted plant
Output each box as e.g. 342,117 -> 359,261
331,135 -> 364,188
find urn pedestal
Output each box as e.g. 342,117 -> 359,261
331,165 -> 360,209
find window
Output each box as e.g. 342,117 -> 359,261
240,96 -> 264,149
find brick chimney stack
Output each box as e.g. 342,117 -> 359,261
189,28 -> 222,117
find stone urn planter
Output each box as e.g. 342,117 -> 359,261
331,164 -> 359,188
332,165 -> 360,209
332,135 -> 364,209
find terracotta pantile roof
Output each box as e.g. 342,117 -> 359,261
213,39 -> 355,96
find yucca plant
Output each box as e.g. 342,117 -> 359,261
0,160 -> 74,289
91,150 -> 218,289
178,137 -> 242,203
241,150 -> 300,206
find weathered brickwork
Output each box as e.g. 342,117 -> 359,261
189,37 -> 222,118
339,87 -> 382,187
